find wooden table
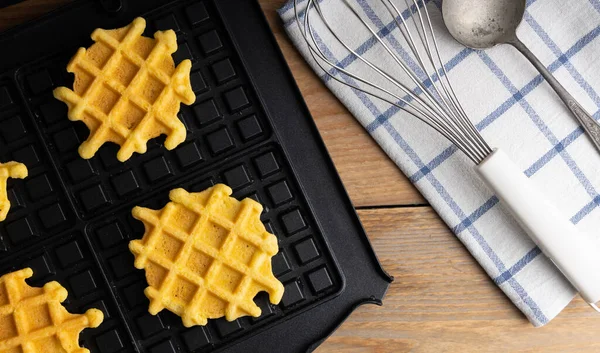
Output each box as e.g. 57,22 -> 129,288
2,1 -> 600,352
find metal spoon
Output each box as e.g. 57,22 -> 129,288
442,0 -> 600,153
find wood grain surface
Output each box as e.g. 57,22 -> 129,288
2,1 -> 599,352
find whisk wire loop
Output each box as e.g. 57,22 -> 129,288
376,0 -> 490,162
300,3 -> 469,154
294,0 -> 493,164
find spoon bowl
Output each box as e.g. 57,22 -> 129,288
442,0 -> 600,153
442,0 -> 525,49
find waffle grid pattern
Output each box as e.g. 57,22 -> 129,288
0,268 -> 103,353
130,185 -> 284,327
53,17 -> 195,162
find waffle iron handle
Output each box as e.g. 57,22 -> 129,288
476,148 -> 600,308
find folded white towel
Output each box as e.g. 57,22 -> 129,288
279,0 -> 600,326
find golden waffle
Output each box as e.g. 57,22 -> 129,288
53,17 -> 196,162
0,268 -> 104,353
0,162 -> 27,222
129,184 -> 285,327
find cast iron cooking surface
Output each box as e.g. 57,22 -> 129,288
0,0 -> 392,352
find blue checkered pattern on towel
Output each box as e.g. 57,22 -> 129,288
279,0 -> 600,326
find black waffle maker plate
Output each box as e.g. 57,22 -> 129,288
0,0 -> 392,351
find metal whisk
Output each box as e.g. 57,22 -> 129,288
293,0 -> 600,311
295,0 -> 492,164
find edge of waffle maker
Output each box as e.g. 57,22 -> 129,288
0,0 -> 393,352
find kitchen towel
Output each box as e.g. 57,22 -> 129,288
279,0 -> 600,326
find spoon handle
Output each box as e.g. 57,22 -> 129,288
510,38 -> 600,153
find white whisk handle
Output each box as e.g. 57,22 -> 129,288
476,148 -> 600,305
